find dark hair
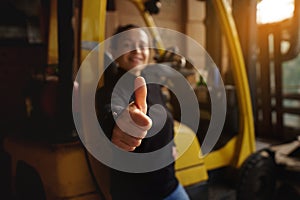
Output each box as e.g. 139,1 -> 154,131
110,24 -> 140,50
113,24 -> 139,35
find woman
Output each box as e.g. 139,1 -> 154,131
96,24 -> 190,200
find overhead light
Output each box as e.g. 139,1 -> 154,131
257,0 -> 295,24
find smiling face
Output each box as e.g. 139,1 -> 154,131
112,28 -> 150,74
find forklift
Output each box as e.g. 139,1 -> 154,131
1,0 -> 299,199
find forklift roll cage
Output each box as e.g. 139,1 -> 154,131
2,0 -> 259,199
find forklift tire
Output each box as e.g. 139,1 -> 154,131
236,149 -> 277,200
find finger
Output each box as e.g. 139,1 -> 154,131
129,106 -> 152,128
112,126 -> 142,151
113,139 -> 136,152
121,134 -> 142,148
116,106 -> 151,139
134,76 -> 147,114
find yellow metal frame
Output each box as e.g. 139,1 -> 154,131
97,0 -> 106,87
4,137 -> 100,200
174,121 -> 209,186
208,0 -> 256,168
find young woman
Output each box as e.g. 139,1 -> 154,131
96,24 -> 190,200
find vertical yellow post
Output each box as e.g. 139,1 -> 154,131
212,0 -> 256,167
98,0 -> 107,43
98,0 -> 107,87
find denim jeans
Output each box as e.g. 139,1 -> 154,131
163,184 -> 190,200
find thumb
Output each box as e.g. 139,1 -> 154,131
134,76 -> 147,114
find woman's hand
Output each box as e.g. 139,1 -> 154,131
111,77 -> 152,151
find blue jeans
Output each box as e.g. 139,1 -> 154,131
163,184 -> 190,200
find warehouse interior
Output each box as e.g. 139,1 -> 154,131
0,0 -> 299,199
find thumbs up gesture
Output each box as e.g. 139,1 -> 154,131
111,77 -> 152,151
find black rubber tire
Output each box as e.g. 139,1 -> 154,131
236,149 -> 277,200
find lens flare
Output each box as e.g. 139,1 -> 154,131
257,0 -> 294,24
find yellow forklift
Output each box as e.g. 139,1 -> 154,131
1,0 -> 287,199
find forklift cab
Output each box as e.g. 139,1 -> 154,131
0,0 -> 265,200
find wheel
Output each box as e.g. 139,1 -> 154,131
236,149 -> 277,200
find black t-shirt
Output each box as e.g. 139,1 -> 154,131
96,66 -> 178,200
